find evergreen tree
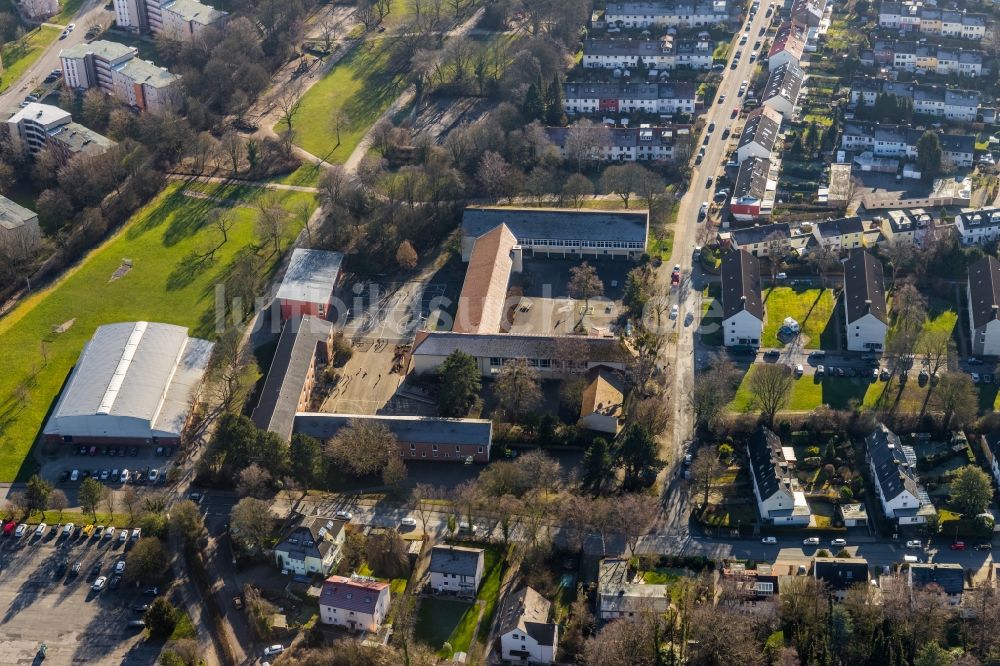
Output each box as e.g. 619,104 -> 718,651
545,76 -> 565,126
523,83 -> 545,122
615,424 -> 663,490
582,437 -> 612,492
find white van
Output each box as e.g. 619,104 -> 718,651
903,555 -> 919,564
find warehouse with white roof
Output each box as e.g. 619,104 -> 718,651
43,321 -> 213,445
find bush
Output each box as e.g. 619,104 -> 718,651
806,446 -> 821,457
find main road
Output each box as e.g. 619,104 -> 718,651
0,0 -> 114,113
658,1 -> 776,529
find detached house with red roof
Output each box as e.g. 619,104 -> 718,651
319,575 -> 391,633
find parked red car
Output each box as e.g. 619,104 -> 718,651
2,521 -> 15,535
951,541 -> 966,551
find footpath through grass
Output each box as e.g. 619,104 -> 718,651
0,26 -> 60,93
0,181 -> 314,482
285,38 -> 407,162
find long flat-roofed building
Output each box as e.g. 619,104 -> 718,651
294,413 -> 493,463
115,0 -> 226,39
461,208 -> 649,262
44,322 -> 213,445
251,315 -> 334,441
60,40 -> 180,113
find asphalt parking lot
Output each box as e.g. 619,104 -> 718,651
0,531 -> 162,664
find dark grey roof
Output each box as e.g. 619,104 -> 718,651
251,316 -> 333,441
463,207 -> 649,245
958,208 -> 1000,231
746,426 -> 788,501
763,62 -> 803,105
814,558 -> 869,590
584,38 -> 702,57
275,515 -> 345,562
544,125 -> 691,151
866,423 -> 920,502
939,134 -> 975,155
843,250 -> 887,325
319,575 -> 389,614
721,249 -> 763,321
429,545 -> 484,576
411,331 -> 630,365
730,222 -> 790,247
909,563 -> 964,596
293,413 -> 492,447
605,1 -> 728,17
985,432 -> 1000,464
734,157 -> 770,200
967,255 -> 1000,331
738,108 -> 780,153
563,81 -> 697,101
497,587 -> 556,647
816,216 -> 864,238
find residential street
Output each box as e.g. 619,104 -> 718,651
657,3 -> 776,530
0,0 -> 113,112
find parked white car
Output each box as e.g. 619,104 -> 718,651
906,540 -> 923,549
92,576 -> 107,592
802,537 -> 819,546
831,538 -> 847,547
34,523 -> 47,537
263,645 -> 285,657
762,536 -> 777,544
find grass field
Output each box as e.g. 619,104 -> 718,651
647,230 -> 674,261
0,181 -> 314,481
0,26 -> 60,93
762,287 -> 835,349
415,598 -> 471,653
413,545 -> 506,657
285,38 -> 406,162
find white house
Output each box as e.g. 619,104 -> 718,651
980,432 -> 1000,490
498,587 -> 559,664
59,40 -> 181,113
598,558 -> 669,620
273,515 -> 345,576
747,427 -> 811,525
956,208 -> 1000,246
579,366 -> 626,435
736,106 -> 782,163
602,0 -> 729,28
318,575 -> 390,633
967,256 -> 1000,357
721,249 -> 764,348
582,36 -> 712,70
761,63 -> 803,120
843,250 -> 888,352
562,82 -> 698,116
767,21 -> 805,70
866,424 -> 935,525
429,545 -> 485,596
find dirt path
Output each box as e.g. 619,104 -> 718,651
167,173 -> 320,193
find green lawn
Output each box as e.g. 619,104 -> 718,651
647,230 -> 674,261
762,287 -> 835,349
413,545 -> 506,657
284,38 -> 406,162
731,372 -> 826,412
0,26 -> 60,93
730,371 -> 942,414
415,598 -> 472,654
170,612 -> 197,640
56,0 -> 87,22
699,285 -> 723,346
642,567 -> 684,584
0,181 -> 314,481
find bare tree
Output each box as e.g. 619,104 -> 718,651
219,132 -> 245,175
933,372 -> 978,429
121,486 -> 141,523
396,239 -> 418,269
690,448 -> 721,508
236,463 -> 273,498
917,328 -> 952,376
325,419 -> 396,477
476,150 -> 512,201
568,262 -> 604,323
611,493 -> 659,558
494,359 -> 542,421
332,109 -> 351,148
410,483 -> 439,531
886,238 -> 916,285
255,196 -> 289,256
748,364 -> 794,427
806,243 -> 839,289
563,120 -> 612,172
48,489 -> 68,521
562,173 -> 593,208
275,78 -> 305,135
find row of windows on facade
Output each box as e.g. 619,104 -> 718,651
518,239 -> 644,249
488,357 -> 590,369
